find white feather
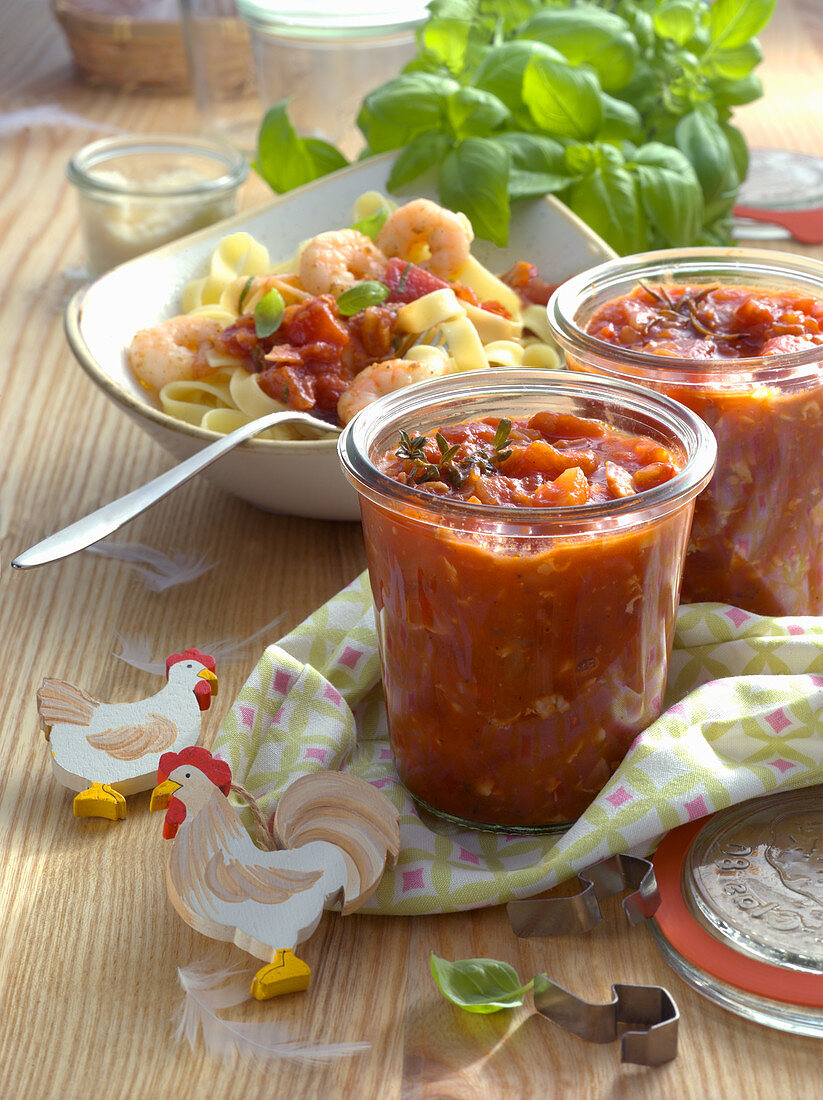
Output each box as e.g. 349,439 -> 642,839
0,105 -> 124,138
113,615 -> 284,673
113,632 -> 164,675
88,540 -> 216,591
177,960 -> 370,1064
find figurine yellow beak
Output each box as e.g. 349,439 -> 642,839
197,668 -> 218,696
150,778 -> 182,812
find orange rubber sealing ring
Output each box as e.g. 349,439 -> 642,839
652,820 -> 823,1008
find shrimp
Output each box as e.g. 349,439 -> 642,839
376,199 -> 474,280
337,357 -> 451,425
298,228 -> 388,297
127,315 -> 222,392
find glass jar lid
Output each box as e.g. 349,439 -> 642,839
650,787 -> 823,1036
236,0 -> 428,38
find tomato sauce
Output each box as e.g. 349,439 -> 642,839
585,284 -> 823,614
364,413 -> 690,829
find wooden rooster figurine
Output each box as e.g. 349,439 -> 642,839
150,747 -> 401,1000
38,649 -> 217,821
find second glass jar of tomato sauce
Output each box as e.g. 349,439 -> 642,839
548,249 -> 823,615
339,369 -> 715,831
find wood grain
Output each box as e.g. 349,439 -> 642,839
1,3 -> 822,1098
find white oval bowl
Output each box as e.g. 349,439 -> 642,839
65,153 -> 615,520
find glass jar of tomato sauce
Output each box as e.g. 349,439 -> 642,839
548,249 -> 823,616
339,369 -> 715,831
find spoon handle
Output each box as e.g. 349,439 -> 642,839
11,411 -> 338,569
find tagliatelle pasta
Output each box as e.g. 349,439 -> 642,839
127,195 -> 562,437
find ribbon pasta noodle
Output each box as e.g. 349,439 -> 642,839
127,195 -> 561,440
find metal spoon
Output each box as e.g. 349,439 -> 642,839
11,410 -> 341,570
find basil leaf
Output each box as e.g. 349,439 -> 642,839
420,15 -> 471,75
472,40 -> 565,122
494,132 -> 566,174
570,162 -> 646,254
388,131 -> 453,190
653,1 -> 699,46
430,954 -> 533,1014
357,73 -> 457,153
253,103 -> 315,193
254,288 -> 285,339
439,137 -> 510,247
632,142 -> 703,247
237,275 -> 254,315
708,0 -> 776,52
350,207 -> 390,240
675,109 -> 739,221
336,281 -> 390,316
494,132 -> 569,197
523,55 -> 603,142
302,138 -> 348,177
703,39 -> 762,80
520,7 -> 639,93
598,93 -> 643,143
446,86 -> 511,139
709,72 -> 764,107
722,121 -> 750,184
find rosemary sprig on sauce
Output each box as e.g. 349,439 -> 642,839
636,281 -> 741,341
396,419 -> 513,489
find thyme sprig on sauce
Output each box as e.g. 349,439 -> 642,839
396,420 -> 513,490
637,280 -> 741,341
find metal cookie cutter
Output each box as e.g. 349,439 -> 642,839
507,853 -> 661,937
507,854 -> 679,1066
533,976 -> 679,1067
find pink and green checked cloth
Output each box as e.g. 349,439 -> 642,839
212,572 -> 823,915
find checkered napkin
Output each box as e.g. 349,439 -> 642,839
212,572 -> 823,915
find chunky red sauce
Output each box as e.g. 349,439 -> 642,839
587,284 -> 823,359
214,261 -> 513,423
380,413 -> 681,506
584,283 -> 823,614
216,296 -> 398,418
364,412 -> 690,829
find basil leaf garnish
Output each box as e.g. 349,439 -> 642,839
336,281 -> 390,316
254,287 -> 285,338
430,953 -> 534,1014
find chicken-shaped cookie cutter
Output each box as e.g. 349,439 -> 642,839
507,854 -> 679,1066
150,747 -> 401,1001
38,648 -> 217,821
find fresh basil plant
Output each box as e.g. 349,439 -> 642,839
254,0 -> 776,254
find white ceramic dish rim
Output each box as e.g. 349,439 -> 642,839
64,152 -> 615,458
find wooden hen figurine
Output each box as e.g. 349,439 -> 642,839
150,748 -> 401,1000
38,649 -> 217,821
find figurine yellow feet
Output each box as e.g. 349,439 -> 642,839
251,949 -> 311,1000
72,782 -> 127,821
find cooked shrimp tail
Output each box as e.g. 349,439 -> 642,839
337,356 -> 452,425
127,315 -> 223,392
298,228 -> 388,297
376,199 -> 474,281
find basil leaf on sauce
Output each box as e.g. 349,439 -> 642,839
254,287 -> 285,338
430,953 -> 534,1014
336,280 -> 390,316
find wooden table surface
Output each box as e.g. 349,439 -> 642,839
1,3 -> 821,1098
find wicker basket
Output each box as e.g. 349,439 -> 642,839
52,1 -> 253,96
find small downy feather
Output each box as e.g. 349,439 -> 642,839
88,540 -> 216,592
113,615 -> 284,674
0,105 -> 123,138
177,960 -> 370,1064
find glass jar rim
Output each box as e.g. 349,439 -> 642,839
548,246 -> 823,383
66,134 -> 248,200
339,368 -> 717,529
236,0 -> 427,38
